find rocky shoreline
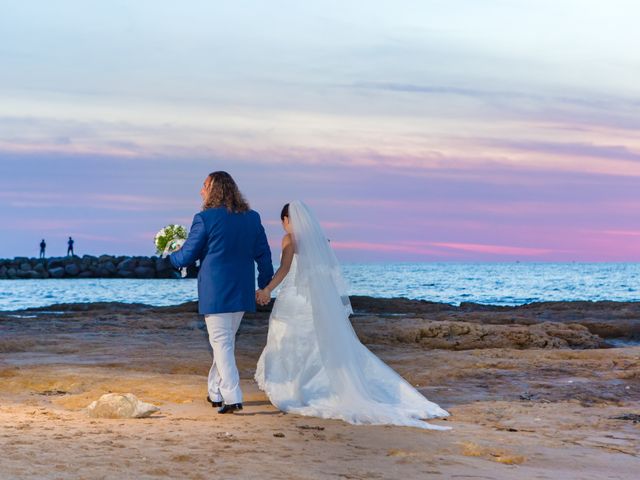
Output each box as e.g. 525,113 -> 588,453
346,296 -> 640,343
0,255 -> 193,279
2,296 -> 639,349
0,296 -> 640,480
1,294 -> 638,479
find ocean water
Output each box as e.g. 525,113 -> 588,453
0,263 -> 638,311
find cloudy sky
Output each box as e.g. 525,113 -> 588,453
1,0 -> 638,261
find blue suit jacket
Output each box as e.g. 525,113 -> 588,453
170,207 -> 274,314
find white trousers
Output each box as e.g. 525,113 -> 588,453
204,311 -> 244,405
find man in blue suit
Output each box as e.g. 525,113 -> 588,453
170,171 -> 273,414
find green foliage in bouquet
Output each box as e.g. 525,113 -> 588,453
154,224 -> 188,255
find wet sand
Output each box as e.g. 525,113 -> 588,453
1,298 -> 639,479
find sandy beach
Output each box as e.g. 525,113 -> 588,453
1,298 -> 639,479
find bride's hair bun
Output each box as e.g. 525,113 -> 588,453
280,203 -> 290,221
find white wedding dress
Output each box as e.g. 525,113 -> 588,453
255,201 -> 450,430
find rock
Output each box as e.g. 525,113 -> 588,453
155,257 -> 169,270
80,256 -> 98,272
15,270 -> 30,279
350,296 -> 459,314
85,393 -> 159,419
33,263 -> 46,274
134,266 -> 155,278
158,268 -> 181,279
62,256 -> 78,266
94,267 -> 111,277
6,267 -> 16,279
100,261 -> 117,274
610,413 -> 640,423
78,271 -> 94,278
117,258 -> 136,271
65,264 -> 80,276
355,317 -> 605,350
49,267 -> 65,278
155,257 -> 175,276
19,262 -> 31,272
137,258 -> 154,268
117,269 -> 135,278
0,266 -> 7,278
47,258 -> 65,269
98,254 -> 114,263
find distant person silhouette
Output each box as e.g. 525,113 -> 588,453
67,236 -> 75,256
39,239 -> 46,259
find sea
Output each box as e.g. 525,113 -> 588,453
0,262 -> 639,311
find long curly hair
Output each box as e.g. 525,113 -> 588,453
202,171 -> 250,213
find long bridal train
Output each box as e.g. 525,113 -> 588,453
255,201 -> 450,430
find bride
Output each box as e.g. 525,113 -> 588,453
255,201 -> 450,430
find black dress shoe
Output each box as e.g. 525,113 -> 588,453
218,403 -> 243,414
206,396 -> 223,408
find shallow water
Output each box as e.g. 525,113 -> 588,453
0,262 -> 639,311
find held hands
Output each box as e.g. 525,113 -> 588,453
255,288 -> 271,306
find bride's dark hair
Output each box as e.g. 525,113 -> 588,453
280,203 -> 289,221
202,171 -> 250,213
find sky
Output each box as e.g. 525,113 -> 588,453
0,0 -> 639,262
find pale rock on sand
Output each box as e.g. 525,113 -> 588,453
86,393 -> 159,419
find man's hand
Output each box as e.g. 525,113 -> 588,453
168,239 -> 184,253
256,288 -> 271,306
162,239 -> 185,258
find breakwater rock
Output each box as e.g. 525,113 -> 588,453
0,255 -> 196,279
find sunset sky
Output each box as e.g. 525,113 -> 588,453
1,0 -> 639,261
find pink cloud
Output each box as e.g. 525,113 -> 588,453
1,190 -> 196,212
0,140 -> 140,158
601,230 -> 640,237
430,241 -> 553,256
321,221 -> 350,230
330,240 -> 448,256
266,218 -> 380,231
320,198 -> 410,209
11,219 -> 81,231
72,233 -> 126,242
10,218 -> 124,231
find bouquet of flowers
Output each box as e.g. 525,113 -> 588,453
154,224 -> 188,257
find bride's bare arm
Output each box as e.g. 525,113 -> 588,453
257,234 -> 294,303
266,234 -> 295,292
